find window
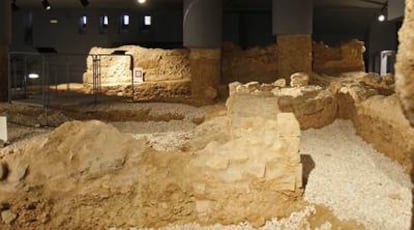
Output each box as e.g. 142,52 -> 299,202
144,15 -> 151,26
79,15 -> 87,33
102,15 -> 109,27
120,14 -> 129,32
122,15 -> 129,26
100,15 -> 109,33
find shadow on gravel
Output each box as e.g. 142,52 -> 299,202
301,154 -> 315,189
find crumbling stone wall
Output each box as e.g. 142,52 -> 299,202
189,49 -> 221,105
84,46 -> 191,85
82,40 -> 366,103
278,35 -> 313,80
328,73 -> 413,173
229,77 -> 337,130
313,40 -> 366,75
222,43 -> 279,84
396,0 -> 414,127
188,95 -> 303,225
82,46 -> 192,102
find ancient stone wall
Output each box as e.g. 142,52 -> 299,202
229,76 -> 337,130
396,0 -> 414,127
189,49 -> 221,105
277,35 -> 313,81
329,73 -> 413,173
313,40 -> 365,75
83,46 -> 191,85
221,42 -> 279,84
354,95 -> 414,171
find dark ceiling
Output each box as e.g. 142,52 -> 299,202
16,0 -> 388,9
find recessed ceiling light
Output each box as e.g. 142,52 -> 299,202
137,0 -> 146,4
42,0 -> 51,11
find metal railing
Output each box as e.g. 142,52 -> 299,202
7,51 -> 134,126
8,52 -> 134,107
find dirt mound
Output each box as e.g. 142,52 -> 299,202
5,121 -> 146,191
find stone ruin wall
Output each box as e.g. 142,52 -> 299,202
221,42 -> 279,84
221,39 -> 365,85
83,46 -> 192,102
82,39 -> 365,102
396,0 -> 414,130
313,40 -> 366,75
229,72 -> 413,173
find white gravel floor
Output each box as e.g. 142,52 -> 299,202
130,206 -> 332,230
301,120 -> 413,230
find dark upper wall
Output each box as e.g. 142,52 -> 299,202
11,8 -> 183,53
223,11 -> 273,49
10,5 -> 399,53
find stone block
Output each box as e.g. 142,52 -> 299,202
277,113 -> 301,137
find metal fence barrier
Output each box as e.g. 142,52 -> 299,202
7,51 -> 134,126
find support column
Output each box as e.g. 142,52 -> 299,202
272,0 -> 313,81
183,0 -> 222,105
0,0 -> 12,102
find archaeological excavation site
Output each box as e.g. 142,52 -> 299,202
0,0 -> 413,229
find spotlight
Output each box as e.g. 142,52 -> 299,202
11,0 -> 19,11
42,0 -> 51,11
378,14 -> 386,22
137,0 -> 146,4
80,0 -> 89,7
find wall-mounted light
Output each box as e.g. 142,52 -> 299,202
28,73 -> 40,79
80,0 -> 89,7
49,19 -> 59,24
378,14 -> 386,22
42,0 -> 51,11
137,0 -> 146,4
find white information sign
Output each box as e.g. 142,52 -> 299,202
134,68 -> 144,84
0,117 -> 7,142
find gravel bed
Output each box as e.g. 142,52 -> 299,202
132,206 -> 330,230
301,120 -> 413,230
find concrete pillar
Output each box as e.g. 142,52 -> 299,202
389,0 -> 405,20
183,0 -> 222,105
272,0 -> 313,81
0,0 -> 11,102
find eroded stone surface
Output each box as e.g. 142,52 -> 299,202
396,0 -> 414,127
84,46 -> 191,85
313,40 -> 365,75
290,72 -> 310,88
222,42 -> 279,84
